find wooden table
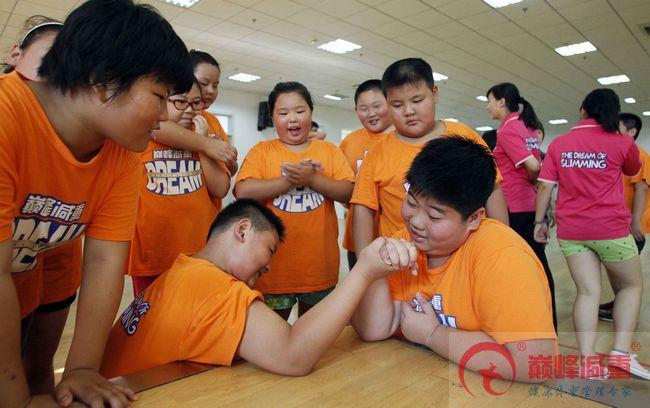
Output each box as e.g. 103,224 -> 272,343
116,327 -> 606,407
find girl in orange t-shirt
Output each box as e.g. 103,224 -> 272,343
130,79 -> 230,295
0,1 -> 194,406
235,82 -> 355,320
153,50 -> 239,187
2,14 -> 86,398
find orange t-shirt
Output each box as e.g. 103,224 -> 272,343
202,111 -> 231,212
100,254 -> 262,378
339,127 -> 385,252
0,73 -> 140,317
127,140 -> 218,277
351,121 -> 502,238
236,139 -> 355,294
623,146 -> 650,233
390,219 -> 556,344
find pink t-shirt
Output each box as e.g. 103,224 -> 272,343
539,119 -> 641,240
493,112 -> 542,213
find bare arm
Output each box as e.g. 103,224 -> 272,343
533,181 -> 555,243
400,300 -> 555,383
237,238 -> 417,376
352,205 -> 376,253
0,239 -> 33,406
310,175 -> 353,203
154,121 -> 237,165
521,157 -> 541,182
486,183 -> 509,226
199,153 -> 230,198
350,277 -> 401,342
234,177 -> 292,202
55,238 -> 136,407
631,181 -> 648,241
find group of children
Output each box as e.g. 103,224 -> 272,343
0,1 -> 647,407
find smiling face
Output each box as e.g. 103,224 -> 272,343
386,81 -> 438,139
95,77 -> 170,152
194,62 -> 220,108
272,91 -> 312,146
167,82 -> 203,129
355,89 -> 392,133
401,191 -> 482,259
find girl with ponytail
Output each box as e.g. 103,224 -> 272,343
486,82 -> 556,329
534,88 -> 649,380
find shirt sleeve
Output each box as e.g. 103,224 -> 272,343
235,142 -> 267,182
538,143 -> 558,184
85,153 -> 141,241
350,145 -> 380,211
622,141 -> 642,178
472,247 -> 557,344
329,144 -> 355,182
497,125 -> 534,168
183,281 -> 262,365
338,136 -> 357,172
0,122 -> 18,241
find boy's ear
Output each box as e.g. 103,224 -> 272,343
466,208 -> 484,231
432,85 -> 440,104
234,219 -> 253,242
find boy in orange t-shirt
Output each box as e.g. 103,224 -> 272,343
101,199 -> 417,379
350,58 -> 508,255
235,82 -> 354,320
351,137 -> 556,383
0,1 -> 194,405
129,79 -> 230,295
340,79 -> 393,269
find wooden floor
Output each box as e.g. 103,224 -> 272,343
51,226 -> 649,406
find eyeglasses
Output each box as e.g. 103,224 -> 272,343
169,98 -> 205,110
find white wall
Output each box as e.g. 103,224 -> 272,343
208,87 -> 360,208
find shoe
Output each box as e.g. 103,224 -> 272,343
598,309 -> 614,322
599,301 -> 614,312
609,349 -> 650,380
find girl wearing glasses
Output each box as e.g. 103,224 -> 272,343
128,78 -> 230,296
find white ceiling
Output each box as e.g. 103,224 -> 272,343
1,0 -> 649,135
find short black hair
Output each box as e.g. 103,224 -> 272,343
311,121 -> 319,129
481,129 -> 497,152
354,79 -> 383,105
208,199 -> 285,242
406,137 -> 496,219
382,58 -> 434,95
268,81 -> 313,114
620,112 -> 642,140
580,88 -> 620,133
39,0 -> 193,98
189,49 -> 220,71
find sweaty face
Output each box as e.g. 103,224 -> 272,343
356,89 -> 391,133
9,31 -> 57,81
194,62 -> 220,108
386,82 -> 438,139
232,229 -> 279,287
99,77 -> 170,152
401,192 -> 478,259
272,92 -> 312,146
